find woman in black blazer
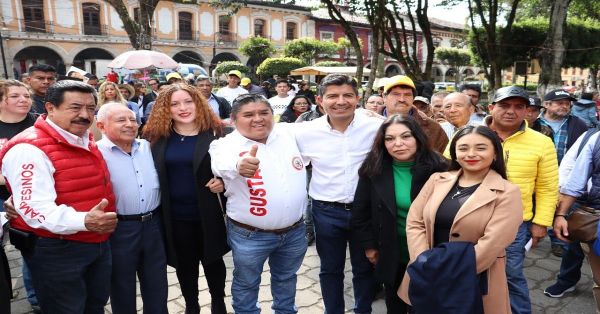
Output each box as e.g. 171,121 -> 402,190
143,83 -> 229,314
351,115 -> 448,313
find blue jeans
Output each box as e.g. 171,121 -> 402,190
227,219 -> 307,314
312,200 -> 376,314
505,221 -> 532,314
23,238 -> 112,314
110,217 -> 168,314
555,203 -> 585,287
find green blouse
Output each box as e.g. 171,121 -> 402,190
392,160 -> 414,265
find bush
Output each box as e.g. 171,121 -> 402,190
256,57 -> 306,78
215,61 -> 250,76
314,61 -> 345,67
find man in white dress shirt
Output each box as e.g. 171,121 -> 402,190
209,94 -> 308,314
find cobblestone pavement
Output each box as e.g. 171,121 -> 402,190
8,238 -> 595,313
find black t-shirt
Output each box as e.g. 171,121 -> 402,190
0,113 -> 38,200
433,182 -> 481,247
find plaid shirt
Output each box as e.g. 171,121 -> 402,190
539,116 -> 568,164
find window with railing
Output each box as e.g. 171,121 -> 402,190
219,15 -> 231,35
22,0 -> 46,33
178,12 -> 193,40
286,22 -> 297,41
254,19 -> 265,37
82,3 -> 101,35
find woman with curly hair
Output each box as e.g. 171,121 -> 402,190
143,83 -> 229,314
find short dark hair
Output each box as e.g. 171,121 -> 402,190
231,94 -> 272,119
460,84 -> 481,96
317,74 -> 357,97
28,64 -> 56,74
448,125 -> 507,179
45,80 -> 97,108
275,78 -> 289,86
359,115 -> 447,177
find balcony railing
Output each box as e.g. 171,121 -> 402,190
16,18 -> 53,34
216,31 -> 236,44
81,23 -> 108,36
179,30 -> 203,41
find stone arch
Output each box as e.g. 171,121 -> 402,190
13,46 -> 66,76
210,52 -> 240,70
173,50 -> 205,67
384,63 -> 402,77
72,47 -> 114,75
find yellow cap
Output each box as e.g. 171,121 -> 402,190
240,77 -> 251,86
166,72 -> 182,81
384,75 -> 415,94
228,70 -> 242,78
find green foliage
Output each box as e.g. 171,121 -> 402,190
215,61 -> 250,75
283,38 -> 340,64
239,36 -> 277,61
314,61 -> 346,67
434,47 -> 473,67
564,18 -> 600,68
256,57 -> 306,78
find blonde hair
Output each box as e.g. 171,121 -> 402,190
142,83 -> 222,142
0,79 -> 31,100
98,81 -> 127,106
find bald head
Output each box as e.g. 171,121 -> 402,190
443,92 -> 474,128
96,102 -> 135,123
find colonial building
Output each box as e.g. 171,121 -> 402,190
0,0 -> 313,78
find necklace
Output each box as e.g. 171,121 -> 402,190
173,126 -> 199,142
450,184 -> 480,199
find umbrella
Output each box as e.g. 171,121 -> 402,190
177,63 -> 208,77
107,50 -> 178,70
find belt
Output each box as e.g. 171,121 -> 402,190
227,217 -> 303,235
314,200 -> 353,210
117,208 -> 159,222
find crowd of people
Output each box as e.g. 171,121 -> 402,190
1,62 -> 600,314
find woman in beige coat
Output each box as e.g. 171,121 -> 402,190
399,125 -> 523,313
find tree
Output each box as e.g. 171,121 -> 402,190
104,0 -> 160,49
321,1 -> 366,80
435,48 -> 473,84
215,61 -> 250,76
283,38 -> 340,64
314,61 -> 346,67
239,36 -> 277,77
256,57 -> 306,78
466,0 -> 521,91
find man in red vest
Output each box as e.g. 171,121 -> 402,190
0,80 -> 118,314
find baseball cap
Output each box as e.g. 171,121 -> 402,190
241,77 -> 252,86
544,89 -> 577,102
492,86 -> 529,104
228,70 -> 242,79
166,72 -> 182,81
384,75 -> 416,94
528,97 -> 542,108
413,96 -> 430,105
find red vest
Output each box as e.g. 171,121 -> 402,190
0,115 -> 116,243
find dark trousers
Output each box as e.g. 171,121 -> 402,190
110,216 -> 168,314
0,247 -> 10,314
384,263 -> 409,314
23,238 -> 112,314
312,200 -> 377,314
172,220 -> 226,313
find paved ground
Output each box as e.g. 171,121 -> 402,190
7,238 -> 596,313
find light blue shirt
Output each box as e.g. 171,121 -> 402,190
96,137 -> 161,215
561,131 -> 600,197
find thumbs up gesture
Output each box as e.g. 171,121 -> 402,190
84,198 -> 117,234
237,144 -> 260,178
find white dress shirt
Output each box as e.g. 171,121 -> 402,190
1,120 -> 93,234
292,114 -> 382,203
209,125 -> 307,229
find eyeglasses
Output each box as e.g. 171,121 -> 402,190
294,102 -> 309,106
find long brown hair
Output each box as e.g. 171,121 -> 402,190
142,83 -> 222,142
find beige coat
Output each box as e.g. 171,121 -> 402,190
399,169 -> 523,314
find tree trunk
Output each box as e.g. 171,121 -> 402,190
104,0 -> 157,50
588,65 -> 599,92
365,28 -> 382,100
538,0 -> 571,96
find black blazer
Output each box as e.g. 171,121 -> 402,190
151,130 -> 229,268
351,156 -> 447,285
212,93 -> 232,120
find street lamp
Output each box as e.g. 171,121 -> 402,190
0,28 -> 8,79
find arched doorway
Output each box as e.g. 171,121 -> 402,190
385,64 -> 401,77
445,68 -> 457,82
13,46 -> 65,76
462,68 -> 475,79
432,67 -> 443,82
73,48 -> 113,76
210,52 -> 240,73
173,50 -> 204,67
